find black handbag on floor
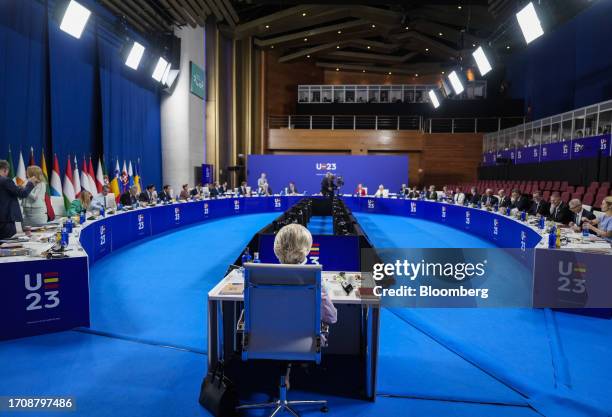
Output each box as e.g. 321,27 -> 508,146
199,361 -> 239,417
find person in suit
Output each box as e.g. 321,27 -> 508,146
91,185 -> 117,212
355,183 -> 367,196
468,186 -> 480,205
497,189 -> 511,208
407,187 -> 419,199
374,184 -> 385,198
190,183 -> 204,198
259,182 -> 272,196
399,184 -> 409,196
528,190 -> 549,216
453,187 -> 466,205
547,192 -> 572,224
287,181 -> 299,195
179,184 -> 190,200
257,173 -> 267,191
21,165 -> 47,227
321,172 -> 335,197
480,188 -> 498,207
68,190 -> 93,216
0,160 -> 39,238
219,182 -> 229,194
508,189 -> 529,212
238,181 -> 249,196
425,185 -> 438,200
138,184 -> 156,204
120,186 -> 139,207
568,198 -> 596,232
158,185 -> 173,202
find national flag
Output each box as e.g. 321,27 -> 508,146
73,156 -> 81,198
15,151 -> 26,186
40,150 -> 55,221
128,160 -> 135,190
110,159 -> 121,201
96,157 -> 105,191
63,156 -> 76,210
7,147 -> 15,179
29,147 -> 36,166
120,160 -> 129,193
134,158 -> 141,194
88,157 -> 98,195
50,154 -> 63,199
81,157 -> 92,194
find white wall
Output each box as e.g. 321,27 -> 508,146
160,25 -> 206,192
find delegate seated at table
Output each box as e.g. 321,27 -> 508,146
274,224 -> 337,325
120,186 -> 139,207
67,191 -> 93,216
91,185 -> 117,212
584,196 -> 612,245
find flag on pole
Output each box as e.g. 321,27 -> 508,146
15,151 -> 26,186
88,157 -> 98,195
96,157 -> 105,191
128,161 -> 135,191
121,160 -> 129,193
81,157 -> 92,195
7,147 -> 15,180
110,159 -> 121,201
134,158 -> 141,194
29,147 -> 36,166
50,153 -> 63,199
63,157 -> 76,210
73,156 -> 81,198
41,150 -> 56,221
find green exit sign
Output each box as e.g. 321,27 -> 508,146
190,61 -> 205,99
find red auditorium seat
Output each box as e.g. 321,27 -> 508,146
566,186 -> 575,194
560,192 -> 570,202
552,181 -> 560,191
560,181 -> 569,191
571,192 -> 584,200
543,191 -> 551,201
583,193 -> 595,206
575,186 -> 585,194
544,181 -> 553,190
539,181 -> 546,189
587,181 -> 599,191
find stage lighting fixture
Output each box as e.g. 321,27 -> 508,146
441,79 -> 452,96
472,46 -> 492,76
161,63 -> 172,85
125,41 -> 145,70
59,0 -> 91,39
516,2 -> 544,44
152,57 -> 168,82
448,70 -> 465,95
428,89 -> 440,109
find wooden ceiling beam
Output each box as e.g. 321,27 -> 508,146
254,19 -> 370,47
323,50 -> 419,64
179,0 -> 207,26
132,0 -> 173,29
100,0 -> 150,33
233,5 -> 322,39
347,6 -> 403,26
393,31 -> 459,57
220,0 -> 239,24
167,0 -> 198,27
210,0 -> 236,27
315,61 -> 447,75
157,0 -> 186,26
121,0 -> 167,32
278,40 -> 351,62
202,0 -> 224,22
347,39 -> 402,53
411,19 -> 485,47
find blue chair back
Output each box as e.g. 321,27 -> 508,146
242,263 -> 322,364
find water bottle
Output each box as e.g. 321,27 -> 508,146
253,252 -> 261,263
241,248 -> 252,267
548,226 -> 556,249
582,223 -> 590,239
65,218 -> 73,233
61,226 -> 69,247
100,205 -> 105,217
538,216 -> 545,230
520,211 -> 527,222
80,212 -> 86,225
117,203 -> 123,211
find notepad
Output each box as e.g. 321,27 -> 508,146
219,282 -> 244,295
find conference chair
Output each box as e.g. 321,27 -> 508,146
237,263 -> 329,417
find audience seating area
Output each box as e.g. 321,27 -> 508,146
446,180 -> 611,209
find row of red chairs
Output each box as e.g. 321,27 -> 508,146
445,180 -> 610,208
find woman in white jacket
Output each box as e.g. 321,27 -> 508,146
21,165 -> 47,227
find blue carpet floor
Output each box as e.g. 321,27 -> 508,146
308,216 -> 334,235
1,212 -> 610,417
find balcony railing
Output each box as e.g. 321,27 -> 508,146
268,115 -> 423,130
424,117 -> 526,133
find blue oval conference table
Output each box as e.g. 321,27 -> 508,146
1,194 -> 610,401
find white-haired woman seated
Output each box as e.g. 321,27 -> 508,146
274,223 -> 337,325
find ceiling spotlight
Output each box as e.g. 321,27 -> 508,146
425,48 -> 429,52
388,71 -> 392,75
337,30 -> 342,34
304,38 -> 308,42
367,45 -> 371,49
362,70 -> 366,73
448,70 -> 465,95
371,24 -> 376,28
472,46 -> 492,76
59,0 -> 91,39
265,25 -> 270,29
306,55 -> 310,58
457,5 -> 462,10
271,45 -> 275,49
152,57 -> 169,82
415,73 -> 419,77
472,43 -> 476,47
336,45 -> 340,49
506,45 -> 510,49
516,2 -> 544,44
405,26 -> 409,30
441,71 -> 445,74
125,41 -> 145,70
438,32 -> 443,36
302,12 -> 307,17
428,89 -> 441,109
336,68 -> 340,71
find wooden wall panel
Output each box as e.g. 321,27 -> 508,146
266,129 -> 482,186
323,70 -> 440,85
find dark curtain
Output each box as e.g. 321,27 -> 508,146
0,0 -> 48,154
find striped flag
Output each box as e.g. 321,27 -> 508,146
81,157 -> 92,195
128,160 -> 135,190
96,157 -> 105,191
88,157 -> 98,195
63,157 -> 76,210
40,150 -> 56,221
50,154 -> 63,199
134,158 -> 142,194
73,156 -> 81,198
121,160 -> 128,193
29,147 -> 36,166
7,147 -> 15,179
15,151 -> 26,186
110,159 -> 121,201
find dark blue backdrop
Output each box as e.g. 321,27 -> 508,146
0,0 -> 162,187
506,0 -> 612,119
247,155 -> 409,194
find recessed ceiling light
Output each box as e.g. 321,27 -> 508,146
506,45 -> 510,49
337,30 -> 342,34
439,32 -> 443,36
425,48 -> 429,52
336,67 -> 340,71
388,71 -> 392,75
441,71 -> 445,74
306,55 -> 310,58
367,45 -> 371,49
302,12 -> 307,17
472,43 -> 476,47
270,45 -> 274,49
405,26 -> 409,30
458,5 -> 462,10
362,70 -> 366,73
304,38 -> 308,42
371,24 -> 376,28
415,73 -> 419,77
337,45 -> 340,49
265,25 -> 270,29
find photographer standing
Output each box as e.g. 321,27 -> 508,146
321,172 -> 335,197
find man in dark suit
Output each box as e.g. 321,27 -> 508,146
0,160 -> 39,239
158,185 -> 172,202
528,190 -> 549,216
568,198 -> 596,232
238,181 -> 249,196
468,187 -> 480,205
547,192 -> 572,224
321,172 -> 335,197
480,188 -> 498,207
497,189 -> 512,208
425,185 -> 438,200
138,184 -> 155,204
508,189 -> 529,212
120,185 -> 139,207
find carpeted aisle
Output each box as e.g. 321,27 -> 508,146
1,211 -> 611,417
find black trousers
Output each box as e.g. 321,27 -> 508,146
0,222 -> 17,239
